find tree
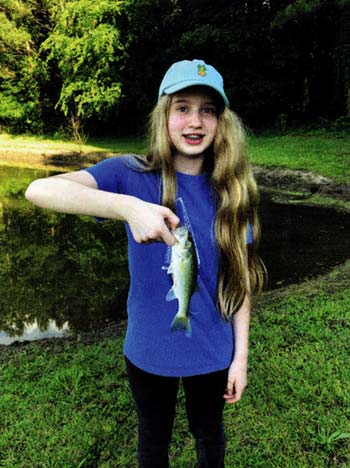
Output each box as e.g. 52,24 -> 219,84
333,1 -> 350,116
0,0 -> 46,132
173,0 -> 281,126
113,0 -> 184,135
41,0 -> 131,138
0,0 -> 348,134
271,0 -> 350,120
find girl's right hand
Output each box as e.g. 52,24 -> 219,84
126,198 -> 180,246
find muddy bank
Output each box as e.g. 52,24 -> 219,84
253,166 -> 350,201
0,149 -> 113,172
2,149 -> 350,201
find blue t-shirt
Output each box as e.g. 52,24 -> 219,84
85,155 -> 252,377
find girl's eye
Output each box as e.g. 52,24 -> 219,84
177,106 -> 188,113
202,107 -> 216,115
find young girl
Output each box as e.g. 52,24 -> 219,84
26,59 -> 264,468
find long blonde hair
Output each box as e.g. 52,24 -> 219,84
139,94 -> 265,320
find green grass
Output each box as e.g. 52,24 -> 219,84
1,264 -> 350,467
248,132 -> 350,184
0,133 -> 147,156
0,129 -> 349,184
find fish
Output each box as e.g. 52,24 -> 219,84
166,226 -> 198,337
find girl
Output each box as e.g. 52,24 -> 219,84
25,59 -> 265,468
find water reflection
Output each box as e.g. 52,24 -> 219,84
0,320 -> 69,345
0,166 -> 129,345
258,193 -> 350,288
1,164 -> 350,345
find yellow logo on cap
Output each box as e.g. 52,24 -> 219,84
197,64 -> 206,77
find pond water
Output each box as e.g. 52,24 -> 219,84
1,165 -> 349,345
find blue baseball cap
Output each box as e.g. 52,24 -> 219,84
158,59 -> 230,107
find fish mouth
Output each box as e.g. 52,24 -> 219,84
173,226 -> 189,241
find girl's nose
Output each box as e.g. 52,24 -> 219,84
188,110 -> 202,127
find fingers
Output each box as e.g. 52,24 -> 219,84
134,224 -> 175,246
223,378 -> 246,404
128,202 -> 179,246
164,208 -> 180,231
223,380 -> 236,404
143,207 -> 178,246
160,228 -> 176,246
161,208 -> 180,246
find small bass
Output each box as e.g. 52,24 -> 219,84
166,226 -> 198,337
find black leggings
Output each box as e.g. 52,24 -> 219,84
125,357 -> 228,468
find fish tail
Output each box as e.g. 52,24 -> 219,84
171,313 -> 192,338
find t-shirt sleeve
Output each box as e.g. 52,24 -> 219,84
84,156 -> 130,194
83,156 -> 133,222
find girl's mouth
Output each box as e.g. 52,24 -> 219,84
183,134 -> 205,145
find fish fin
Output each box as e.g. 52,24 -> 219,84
171,313 -> 192,338
166,286 -> 176,302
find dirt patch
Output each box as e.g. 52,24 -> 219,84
253,166 -> 350,201
0,150 -> 112,171
3,150 -> 349,201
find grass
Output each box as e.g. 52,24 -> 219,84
1,263 -> 350,467
0,128 -> 349,184
0,133 -> 147,156
248,131 -> 350,184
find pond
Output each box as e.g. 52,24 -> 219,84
1,165 -> 349,345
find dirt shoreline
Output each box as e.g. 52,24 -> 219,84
2,149 -> 350,201
253,166 -> 350,201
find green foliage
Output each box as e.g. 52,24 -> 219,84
271,0 -> 323,28
0,1 -> 48,133
317,428 -> 350,452
41,0 -> 130,123
0,0 -> 348,134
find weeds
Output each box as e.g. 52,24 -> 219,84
317,428 -> 350,452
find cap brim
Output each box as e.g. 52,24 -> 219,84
163,80 -> 230,107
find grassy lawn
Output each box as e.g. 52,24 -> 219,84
0,133 -> 147,157
248,132 -> 350,183
0,129 -> 349,184
1,263 -> 350,467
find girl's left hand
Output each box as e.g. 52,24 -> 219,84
223,358 -> 248,404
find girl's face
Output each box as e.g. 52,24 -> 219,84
168,87 -> 218,165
